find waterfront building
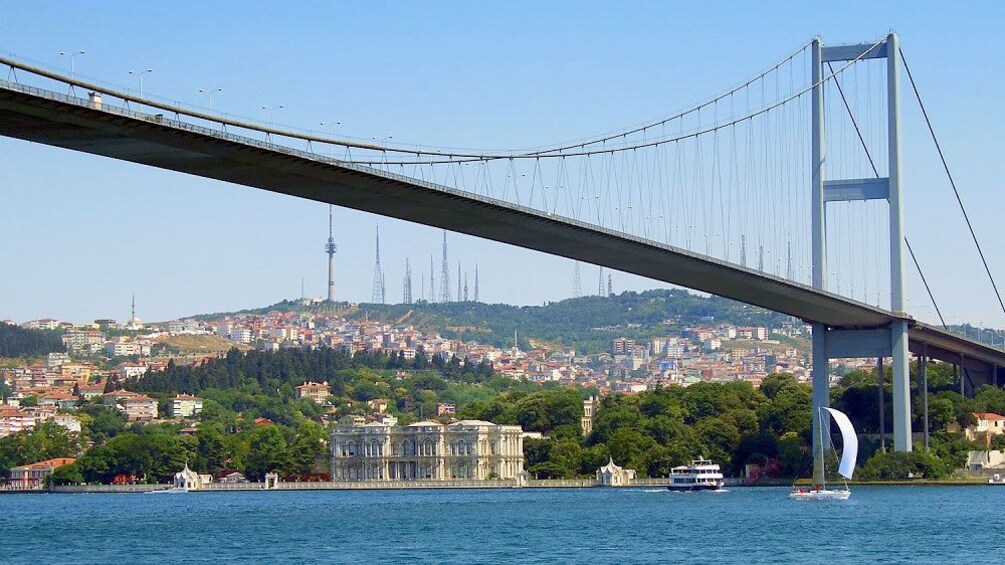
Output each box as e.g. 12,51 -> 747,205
295,381 -> 331,403
967,413 -> 1005,447
8,457 -> 76,490
596,458 -> 636,487
174,463 -> 212,490
169,395 -> 203,418
331,420 -> 524,481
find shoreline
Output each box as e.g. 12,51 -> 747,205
2,477 -> 996,494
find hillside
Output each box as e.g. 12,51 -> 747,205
189,289 -> 792,354
157,334 -> 253,356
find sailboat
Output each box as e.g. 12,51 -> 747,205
789,407 -> 857,500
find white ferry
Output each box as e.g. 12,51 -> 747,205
667,458 -> 725,491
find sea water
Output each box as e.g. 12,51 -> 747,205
2,486 -> 1003,564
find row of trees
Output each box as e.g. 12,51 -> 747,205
50,420 -> 328,484
484,364 -> 987,482
0,322 -> 65,358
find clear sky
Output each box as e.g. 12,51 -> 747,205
2,1 -> 1004,327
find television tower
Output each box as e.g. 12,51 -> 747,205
474,264 -> 480,302
429,255 -> 435,302
372,225 -> 384,304
325,205 -> 337,302
439,231 -> 452,303
457,261 -> 462,302
607,274 -> 613,297
573,262 -> 582,298
403,259 -> 413,304
464,272 -> 469,302
598,266 -> 605,297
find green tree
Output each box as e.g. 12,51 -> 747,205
245,426 -> 288,480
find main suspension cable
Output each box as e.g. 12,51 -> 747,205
901,47 -> 1005,320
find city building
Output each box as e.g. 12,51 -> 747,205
295,381 -> 331,403
169,395 -> 203,418
7,457 -> 76,490
79,382 -> 107,400
967,413 -> 1005,447
331,420 -> 525,481
0,405 -> 35,437
123,395 -> 157,421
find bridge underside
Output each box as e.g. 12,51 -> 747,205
2,84 -> 1004,386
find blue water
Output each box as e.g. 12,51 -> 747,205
2,486 -> 1003,564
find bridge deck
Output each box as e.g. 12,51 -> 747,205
1,82 -> 1003,382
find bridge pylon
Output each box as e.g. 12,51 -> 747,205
811,33 -> 910,484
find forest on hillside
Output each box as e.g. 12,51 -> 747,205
0,322 -> 65,358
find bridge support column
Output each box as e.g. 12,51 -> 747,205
812,323 -> 829,484
891,320 -> 912,451
921,344 -> 929,452
877,357 -> 885,453
886,33 -> 912,453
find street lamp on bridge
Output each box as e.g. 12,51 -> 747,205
262,104 -> 284,127
198,87 -> 223,113
59,50 -> 85,78
128,68 -> 154,98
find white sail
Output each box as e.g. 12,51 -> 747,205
823,407 -> 858,480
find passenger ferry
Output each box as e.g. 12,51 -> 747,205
667,458 -> 725,491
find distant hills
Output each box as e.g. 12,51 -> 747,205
192,289 -> 792,354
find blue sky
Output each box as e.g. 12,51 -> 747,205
2,1 -> 1004,326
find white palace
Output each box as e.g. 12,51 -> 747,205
330,419 -> 525,481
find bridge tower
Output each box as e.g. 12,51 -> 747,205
811,33 -> 910,483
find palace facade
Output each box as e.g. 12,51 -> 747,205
330,420 -> 525,481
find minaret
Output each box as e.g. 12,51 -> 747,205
439,231 -> 451,303
325,205 -> 337,302
372,225 -> 384,304
474,264 -> 480,303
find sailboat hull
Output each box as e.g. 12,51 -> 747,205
788,489 -> 850,501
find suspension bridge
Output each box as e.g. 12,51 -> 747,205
2,33 -> 1003,482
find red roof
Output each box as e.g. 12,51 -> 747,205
974,412 -> 1005,421
11,457 -> 76,471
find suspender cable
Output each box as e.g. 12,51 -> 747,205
827,61 -> 947,328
